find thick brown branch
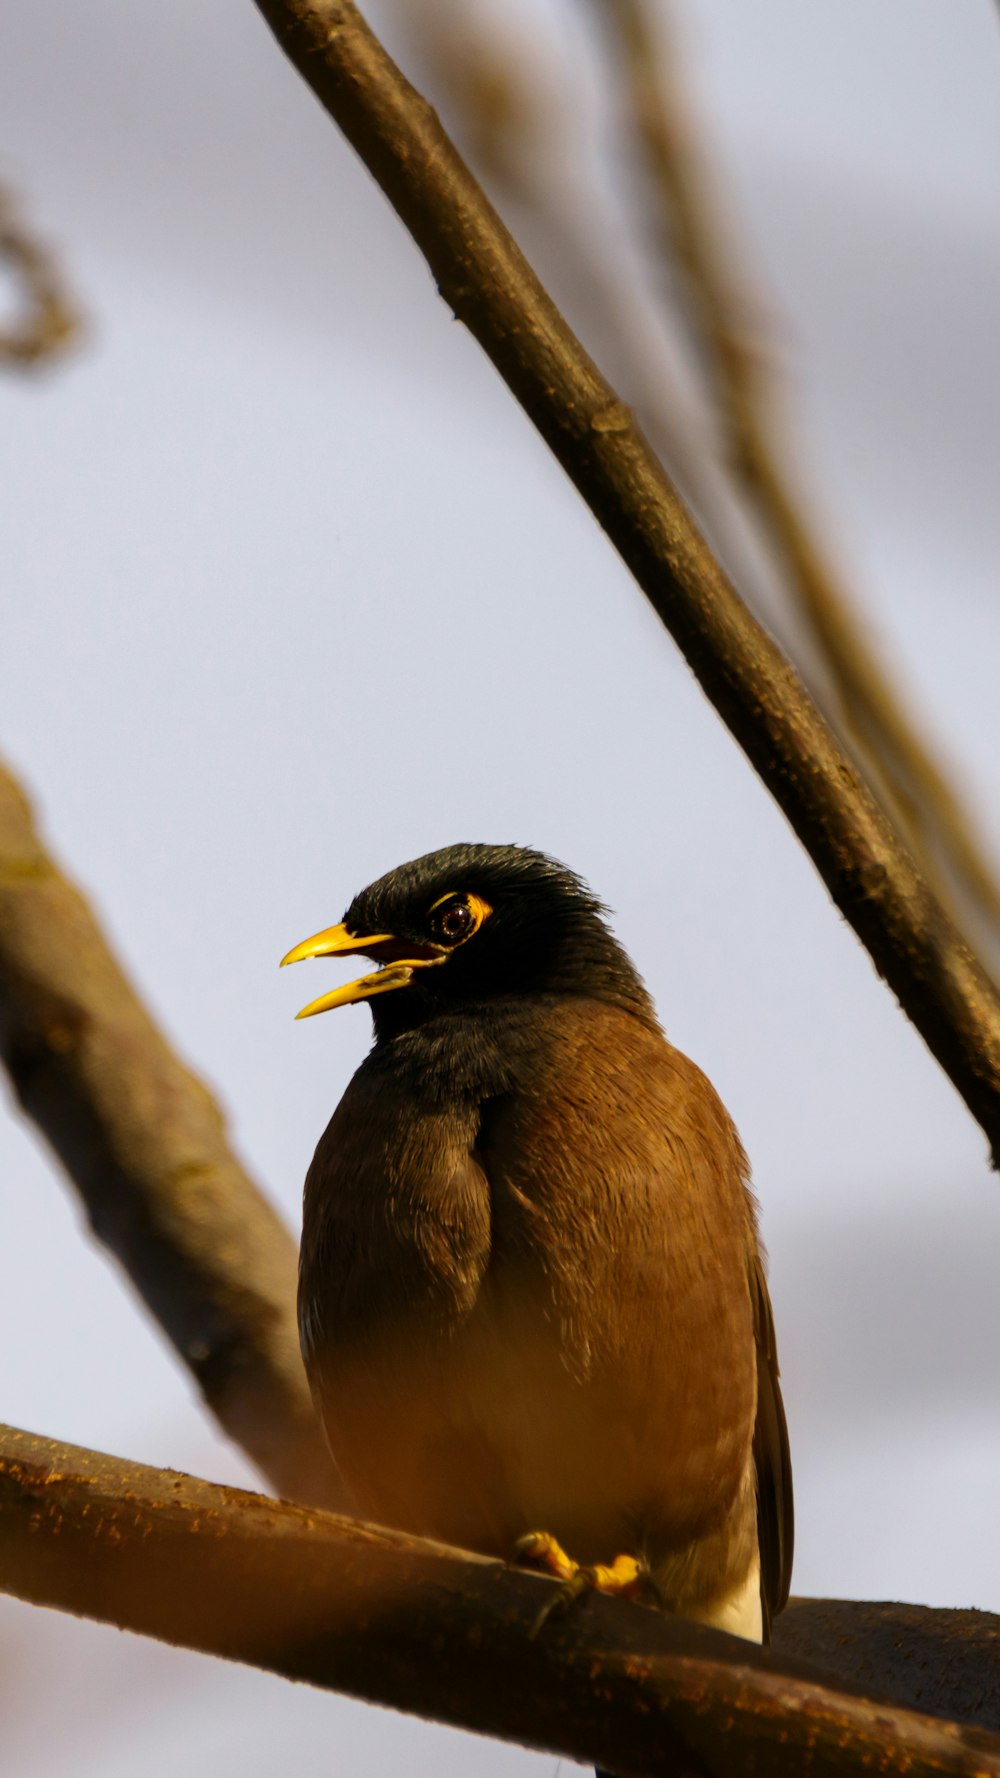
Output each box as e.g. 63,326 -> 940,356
0,765 -> 337,1507
249,0 -> 1000,1165
4,1425 -> 1000,1778
774,1598 -> 1000,1738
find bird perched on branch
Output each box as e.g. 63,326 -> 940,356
283,844 -> 792,1642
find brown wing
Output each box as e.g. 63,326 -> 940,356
750,1253 -> 794,1638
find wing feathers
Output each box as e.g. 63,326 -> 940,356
750,1253 -> 794,1637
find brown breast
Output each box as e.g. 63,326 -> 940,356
298,998 -> 759,1565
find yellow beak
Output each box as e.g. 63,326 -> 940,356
280,922 -> 444,1019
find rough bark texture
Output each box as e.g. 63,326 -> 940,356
0,765 -> 338,1508
775,1598 -> 1000,1736
250,0 -> 1000,1166
4,1426 -> 1000,1778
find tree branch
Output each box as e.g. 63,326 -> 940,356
248,0 -> 1000,1166
774,1598 -> 1000,1737
591,0 -> 1000,936
0,187 -> 81,368
0,764 -> 338,1508
4,1424 -> 1000,1778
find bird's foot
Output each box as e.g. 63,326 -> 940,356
512,1531 -> 648,1638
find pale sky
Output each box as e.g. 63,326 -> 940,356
2,2 -> 1000,1774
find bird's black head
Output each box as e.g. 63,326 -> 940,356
282,843 -> 655,1040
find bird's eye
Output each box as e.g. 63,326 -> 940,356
430,897 -> 475,945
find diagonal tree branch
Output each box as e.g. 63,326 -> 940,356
248,0 -> 1000,1167
4,1424 -> 1000,1778
589,0 -> 1000,938
0,764 -> 338,1508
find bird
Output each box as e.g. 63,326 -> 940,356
283,843 -> 792,1647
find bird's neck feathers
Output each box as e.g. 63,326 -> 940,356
534,916 -> 657,1022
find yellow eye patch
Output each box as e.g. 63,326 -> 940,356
426,892 -> 492,945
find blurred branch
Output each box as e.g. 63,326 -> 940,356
386,0 -> 701,482
250,0 -> 1000,1165
592,0 -> 1000,932
394,1 -> 541,195
5,1424 -> 1000,1778
0,763 -> 338,1508
0,188 -> 81,368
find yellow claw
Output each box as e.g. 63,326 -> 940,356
513,1531 -> 579,1582
512,1531 -> 646,1636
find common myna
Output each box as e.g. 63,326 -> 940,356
284,844 -> 792,1644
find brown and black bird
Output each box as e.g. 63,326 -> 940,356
283,844 -> 792,1643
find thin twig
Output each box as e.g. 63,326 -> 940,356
592,0 -> 1000,933
249,0 -> 1000,1164
4,1424 -> 1000,1777
0,188 -> 81,367
0,764 -> 338,1507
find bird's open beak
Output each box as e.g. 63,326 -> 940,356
280,923 -> 445,1019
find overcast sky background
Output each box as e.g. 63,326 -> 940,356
2,2 -> 1000,1774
